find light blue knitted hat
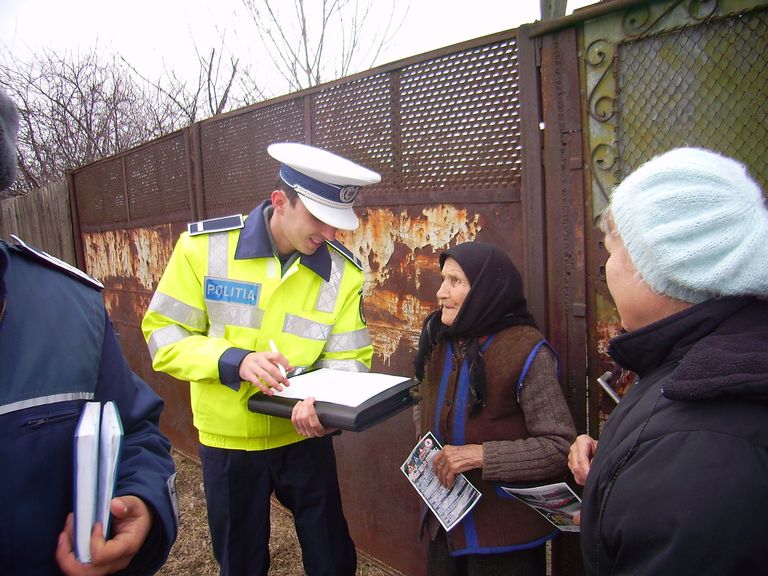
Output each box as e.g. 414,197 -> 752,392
610,147 -> 768,303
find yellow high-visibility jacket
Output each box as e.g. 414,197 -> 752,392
142,202 -> 373,450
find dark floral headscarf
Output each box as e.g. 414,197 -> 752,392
414,241 -> 536,414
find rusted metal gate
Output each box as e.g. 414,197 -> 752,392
559,0 -> 768,434
65,0 -> 768,574
526,0 -> 768,569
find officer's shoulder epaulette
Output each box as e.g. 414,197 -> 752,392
187,214 -> 244,236
327,239 -> 363,271
9,235 -> 104,290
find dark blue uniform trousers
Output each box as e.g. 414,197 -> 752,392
200,435 -> 357,576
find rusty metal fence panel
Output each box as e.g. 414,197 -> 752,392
200,99 -> 306,216
72,156 -> 126,229
73,132 -> 192,231
312,72 -> 397,194
390,42 -> 522,194
124,132 -> 191,225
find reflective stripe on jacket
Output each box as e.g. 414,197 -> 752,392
142,207 -> 372,450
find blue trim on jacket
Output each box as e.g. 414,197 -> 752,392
234,200 -> 334,281
435,335 -> 558,556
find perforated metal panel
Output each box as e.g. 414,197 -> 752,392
73,157 -> 125,228
312,73 -> 396,196
200,98 -> 305,216
72,35 -> 523,227
311,40 -> 523,202
125,133 -> 190,225
617,7 -> 768,188
73,134 -> 191,230
397,40 -> 522,193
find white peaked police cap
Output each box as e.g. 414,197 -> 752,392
268,142 -> 381,230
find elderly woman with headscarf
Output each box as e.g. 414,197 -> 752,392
414,241 -> 576,576
568,148 -> 768,575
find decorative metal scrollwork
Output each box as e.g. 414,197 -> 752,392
687,0 -> 719,21
584,0 -> 725,218
591,143 -> 619,209
622,0 -> 720,38
586,39 -> 616,123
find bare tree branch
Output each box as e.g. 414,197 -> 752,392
241,0 -> 409,92
0,48 -> 183,194
0,1 -> 407,196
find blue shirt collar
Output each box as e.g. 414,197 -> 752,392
234,199 -> 332,281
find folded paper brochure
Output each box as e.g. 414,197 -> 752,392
248,368 -> 417,432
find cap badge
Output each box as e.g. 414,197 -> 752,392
339,186 -> 360,204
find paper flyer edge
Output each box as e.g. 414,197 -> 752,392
500,481 -> 582,532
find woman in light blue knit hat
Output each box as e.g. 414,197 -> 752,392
568,147 -> 768,575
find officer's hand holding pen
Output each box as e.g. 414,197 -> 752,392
238,349 -> 291,396
267,341 -> 333,437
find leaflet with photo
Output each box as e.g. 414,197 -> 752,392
401,431 -> 481,532
500,481 -> 581,532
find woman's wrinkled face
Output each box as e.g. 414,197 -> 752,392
436,257 -> 471,327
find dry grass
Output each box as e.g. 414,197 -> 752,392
156,450 -> 398,576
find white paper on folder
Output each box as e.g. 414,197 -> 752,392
273,368 -> 409,407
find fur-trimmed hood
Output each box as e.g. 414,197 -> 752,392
609,297 -> 768,401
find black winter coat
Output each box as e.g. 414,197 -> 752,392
580,297 -> 768,575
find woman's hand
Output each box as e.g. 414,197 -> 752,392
568,434 -> 598,486
431,444 -> 483,488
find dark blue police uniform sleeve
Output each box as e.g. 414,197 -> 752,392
96,310 -> 178,575
219,346 -> 253,390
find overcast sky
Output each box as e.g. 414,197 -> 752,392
1,0 -> 595,90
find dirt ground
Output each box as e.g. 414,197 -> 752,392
156,450 -> 399,576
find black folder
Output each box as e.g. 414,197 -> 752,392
247,369 -> 418,432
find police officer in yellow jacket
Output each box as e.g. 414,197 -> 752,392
142,142 -> 380,576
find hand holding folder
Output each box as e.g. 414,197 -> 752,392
248,368 -> 418,432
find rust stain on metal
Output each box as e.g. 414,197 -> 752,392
595,292 -> 621,356
82,226 -> 175,292
366,290 -> 432,365
338,205 -> 481,366
81,226 -> 177,324
340,205 -> 481,294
